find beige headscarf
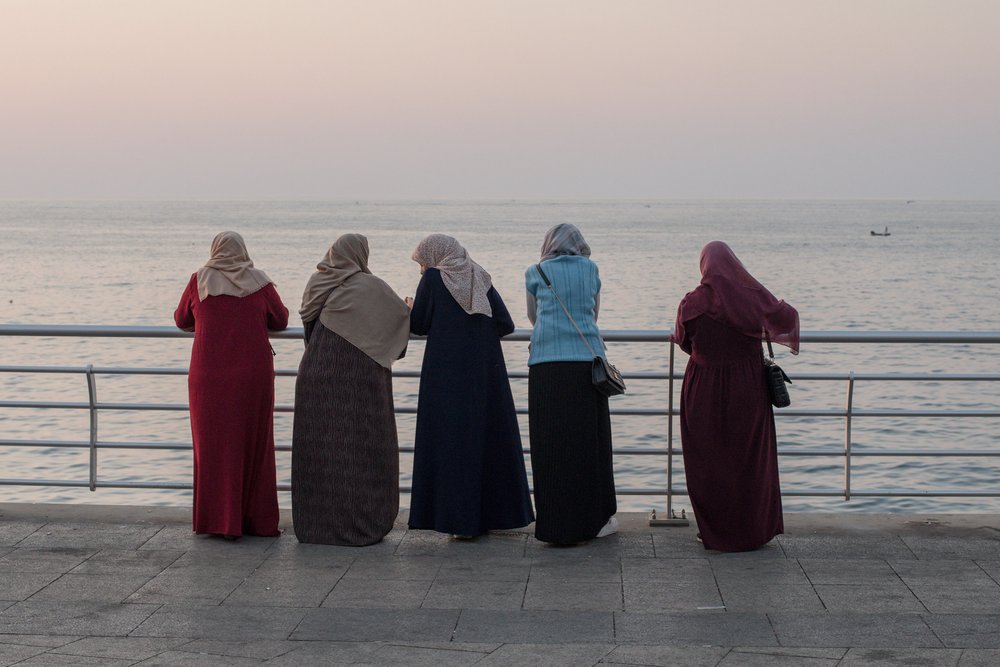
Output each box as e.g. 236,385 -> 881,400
196,231 -> 273,300
411,234 -> 493,317
299,233 -> 410,368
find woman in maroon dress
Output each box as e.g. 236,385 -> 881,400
174,231 -> 289,538
671,241 -> 799,552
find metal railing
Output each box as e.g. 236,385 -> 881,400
2,325 -> 1000,518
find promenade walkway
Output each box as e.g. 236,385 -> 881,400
0,504 -> 998,666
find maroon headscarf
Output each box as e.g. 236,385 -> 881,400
672,241 -> 800,353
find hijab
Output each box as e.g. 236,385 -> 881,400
672,241 -> 800,353
540,223 -> 591,260
411,234 -> 493,317
196,231 -> 273,300
299,233 -> 410,368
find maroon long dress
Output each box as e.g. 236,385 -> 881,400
678,314 -> 783,552
174,274 -> 289,537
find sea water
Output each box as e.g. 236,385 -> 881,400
2,200 -> 999,512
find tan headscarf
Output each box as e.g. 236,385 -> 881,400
299,233 -> 410,368
196,231 -> 273,300
411,234 -> 493,317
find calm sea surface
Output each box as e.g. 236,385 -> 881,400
2,200 -> 999,513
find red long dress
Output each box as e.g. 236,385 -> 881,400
678,314 -> 783,552
174,274 -> 289,537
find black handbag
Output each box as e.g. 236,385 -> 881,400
591,354 -> 627,397
764,333 -> 792,408
535,264 -> 626,397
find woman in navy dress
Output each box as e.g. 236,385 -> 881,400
671,241 -> 799,552
406,234 -> 534,538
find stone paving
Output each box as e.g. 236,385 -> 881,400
0,504 -> 999,665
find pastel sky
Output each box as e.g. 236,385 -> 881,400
2,0 -> 998,199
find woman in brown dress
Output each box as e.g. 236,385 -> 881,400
291,234 -> 411,545
671,241 -> 799,552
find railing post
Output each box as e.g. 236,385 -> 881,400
845,370 -> 855,501
86,364 -> 98,492
650,340 -> 688,526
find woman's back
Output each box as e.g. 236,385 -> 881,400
684,315 -> 763,367
176,274 -> 285,378
525,255 -> 603,365
410,268 -> 513,342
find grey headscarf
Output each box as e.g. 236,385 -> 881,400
540,224 -> 591,261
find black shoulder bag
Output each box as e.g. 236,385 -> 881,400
764,333 -> 792,408
535,264 -> 626,397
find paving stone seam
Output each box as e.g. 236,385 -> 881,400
617,567 -> 625,613
135,525 -> 168,552
974,559 -> 1000,588
10,522 -> 50,549
590,643 -> 619,665
794,557 -> 830,611
897,534 -> 919,560
712,648 -> 734,667
763,612 -> 781,646
519,563 -> 531,610
314,558 -> 354,609
708,561 -> 726,612
217,551 -> 266,607
918,613 -> 950,650
885,560 -> 936,614
21,572 -> 66,605
418,564 -> 443,608
124,603 -> 165,639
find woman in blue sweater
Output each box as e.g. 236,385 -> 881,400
526,224 -> 618,544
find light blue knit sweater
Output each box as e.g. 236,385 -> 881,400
525,255 -> 605,366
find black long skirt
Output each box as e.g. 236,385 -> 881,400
292,325 -> 399,546
529,361 -> 617,544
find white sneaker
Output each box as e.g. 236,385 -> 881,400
595,516 -> 619,538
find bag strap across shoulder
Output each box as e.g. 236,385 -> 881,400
535,263 -> 598,358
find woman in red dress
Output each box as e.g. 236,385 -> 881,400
174,231 -> 289,538
671,241 -> 799,552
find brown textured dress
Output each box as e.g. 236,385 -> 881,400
291,323 -> 399,545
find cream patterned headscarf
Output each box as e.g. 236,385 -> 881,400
411,234 -> 493,317
196,231 -> 273,300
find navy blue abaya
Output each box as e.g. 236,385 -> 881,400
408,268 -> 534,535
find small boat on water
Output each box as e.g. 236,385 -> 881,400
871,226 -> 891,236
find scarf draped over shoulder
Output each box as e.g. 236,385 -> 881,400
411,234 -> 493,317
299,233 -> 410,368
196,231 -> 273,300
672,240 -> 800,353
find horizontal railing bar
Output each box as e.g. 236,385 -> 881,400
0,439 -> 92,448
0,401 -> 91,409
0,366 -> 93,374
5,365 -> 1000,385
4,324 -> 1000,345
1,478 -> 998,499
97,441 -> 192,451
2,439 -> 999,461
4,400 -> 1000,420
0,478 -> 94,488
